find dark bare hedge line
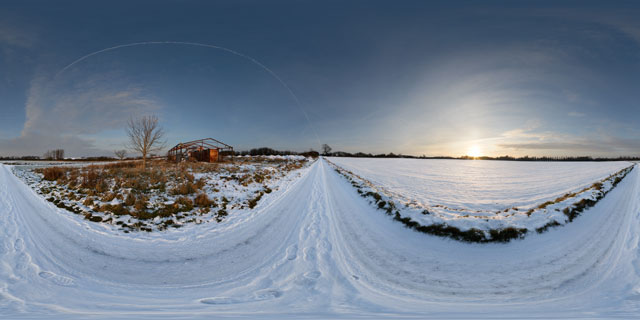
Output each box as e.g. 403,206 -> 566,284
534,165 -> 635,233
328,159 -> 635,243
328,162 -> 526,243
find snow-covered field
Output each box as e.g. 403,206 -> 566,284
329,157 -> 634,237
328,158 -> 632,211
1,159 -> 639,318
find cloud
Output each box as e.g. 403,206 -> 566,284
456,118 -> 640,157
499,141 -> 596,151
0,21 -> 36,48
586,12 -> 640,46
4,71 -> 163,157
568,111 -> 585,117
0,132 -> 105,158
498,135 -> 640,156
22,74 -> 161,136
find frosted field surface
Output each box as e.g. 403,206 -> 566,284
329,157 -> 632,211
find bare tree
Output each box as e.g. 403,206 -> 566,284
55,149 -> 64,160
126,115 -> 166,169
321,144 -> 332,155
43,149 -> 65,160
114,149 -> 127,160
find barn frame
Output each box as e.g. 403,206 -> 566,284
167,138 -> 234,163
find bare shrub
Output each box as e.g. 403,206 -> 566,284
124,193 -> 136,206
81,169 -> 99,188
83,197 -> 94,207
41,167 -> 66,181
114,149 -> 127,160
101,192 -> 117,202
194,193 -> 212,207
195,178 -> 207,189
171,182 -> 196,195
176,196 -> 194,210
134,196 -> 148,212
100,204 -> 129,216
95,180 -> 109,193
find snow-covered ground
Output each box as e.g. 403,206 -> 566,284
328,158 -> 632,211
9,156 -> 312,232
328,157 -> 634,236
1,159 -> 639,318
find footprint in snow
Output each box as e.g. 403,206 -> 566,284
13,239 -> 25,251
320,239 -> 332,251
199,297 -> 243,305
304,270 -> 321,279
286,244 -> 298,261
200,290 -> 282,305
15,253 -> 32,271
295,274 -> 318,287
254,289 -> 283,300
39,271 -> 75,287
303,247 -> 316,261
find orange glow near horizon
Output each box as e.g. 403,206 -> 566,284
468,145 -> 482,158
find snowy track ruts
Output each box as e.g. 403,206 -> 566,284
1,160 -> 639,318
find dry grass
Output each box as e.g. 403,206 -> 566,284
38,167 -> 66,181
124,193 -> 136,206
134,195 -> 148,211
171,182 -> 198,195
100,192 -> 117,202
35,157 -> 310,230
248,192 -> 264,209
82,197 -> 94,207
194,193 -> 213,207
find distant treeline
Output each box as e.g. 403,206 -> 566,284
234,147 -> 319,158
323,151 -> 640,162
42,149 -> 65,160
1,148 -> 317,161
3,149 -> 637,162
0,155 -> 121,161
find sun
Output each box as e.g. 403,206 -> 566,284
468,145 -> 482,158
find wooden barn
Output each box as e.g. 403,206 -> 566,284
167,138 -> 233,163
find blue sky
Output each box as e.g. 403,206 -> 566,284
1,0 -> 639,157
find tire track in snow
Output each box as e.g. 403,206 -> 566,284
196,161 -> 353,311
1,162 -> 640,317
194,163 -> 329,307
322,161 -> 640,313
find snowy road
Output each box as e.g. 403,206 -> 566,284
1,159 -> 640,318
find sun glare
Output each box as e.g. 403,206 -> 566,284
468,145 -> 482,158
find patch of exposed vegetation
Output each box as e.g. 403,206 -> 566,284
29,156 -> 311,232
326,158 -> 634,243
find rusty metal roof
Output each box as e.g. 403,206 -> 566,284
167,138 -> 233,156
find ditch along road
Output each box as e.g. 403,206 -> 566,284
0,159 -> 639,318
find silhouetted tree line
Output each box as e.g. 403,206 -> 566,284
0,155 -> 41,160
82,156 -> 118,161
3,148 -> 637,162
0,155 -> 119,161
42,149 -> 65,160
235,147 -> 319,158
324,151 -> 640,162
